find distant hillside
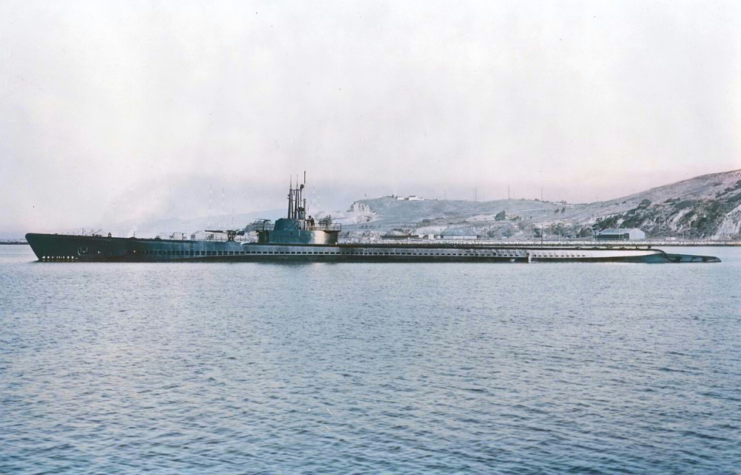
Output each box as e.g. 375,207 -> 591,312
591,169 -> 741,238
326,169 -> 741,239
52,169 -> 740,240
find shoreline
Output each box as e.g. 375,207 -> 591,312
351,240 -> 741,247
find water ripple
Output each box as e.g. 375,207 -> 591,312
1,245 -> 741,473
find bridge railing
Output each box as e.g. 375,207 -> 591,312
306,223 -> 342,231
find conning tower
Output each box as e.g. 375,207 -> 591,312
257,172 -> 341,245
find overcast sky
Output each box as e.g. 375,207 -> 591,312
1,0 -> 740,235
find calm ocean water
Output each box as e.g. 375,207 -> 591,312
1,245 -> 740,474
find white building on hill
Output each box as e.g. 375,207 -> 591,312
596,228 -> 646,241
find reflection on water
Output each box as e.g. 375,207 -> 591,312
1,245 -> 740,473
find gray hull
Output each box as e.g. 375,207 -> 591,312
25,234 -> 721,263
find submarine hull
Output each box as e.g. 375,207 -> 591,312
25,233 -> 721,264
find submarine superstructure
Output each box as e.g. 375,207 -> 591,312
25,175 -> 721,264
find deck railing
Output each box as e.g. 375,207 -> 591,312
306,223 -> 342,231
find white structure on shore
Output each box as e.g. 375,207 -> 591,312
596,228 -> 646,241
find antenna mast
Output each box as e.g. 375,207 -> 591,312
288,176 -> 293,219
302,171 -> 307,215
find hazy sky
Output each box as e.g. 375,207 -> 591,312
2,0 -> 740,234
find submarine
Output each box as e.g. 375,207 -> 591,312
25,175 -> 721,264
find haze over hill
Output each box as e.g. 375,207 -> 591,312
320,169 -> 741,240
4,169 -> 740,242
